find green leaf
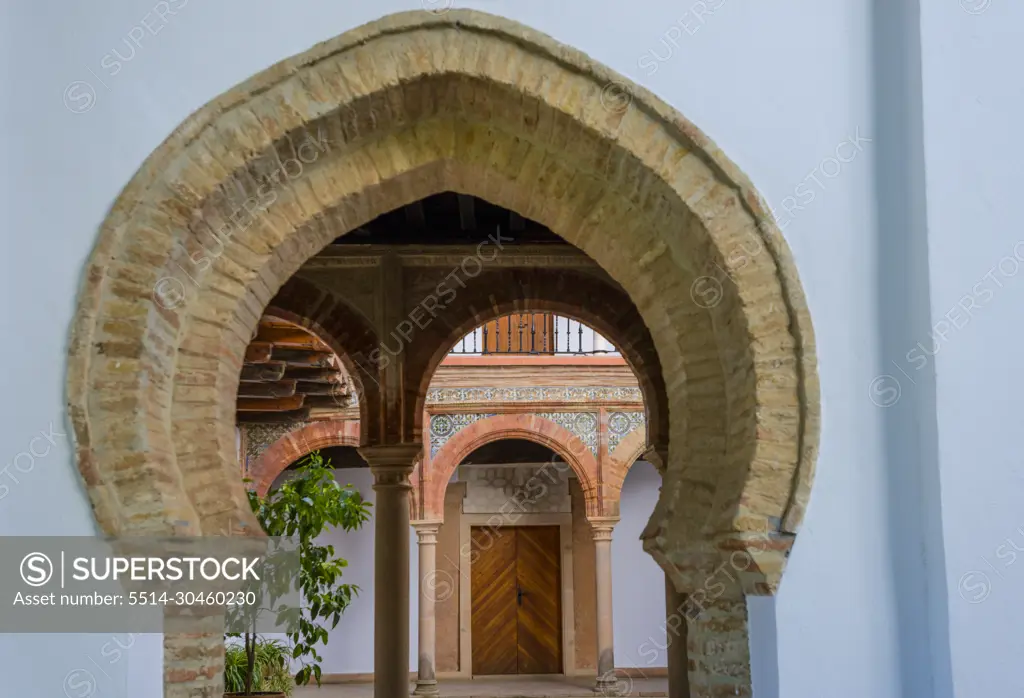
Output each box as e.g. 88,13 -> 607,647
227,449 -> 371,693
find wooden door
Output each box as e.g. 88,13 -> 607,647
470,527 -> 519,674
515,526 -> 563,674
470,526 -> 562,675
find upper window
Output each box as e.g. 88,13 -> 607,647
449,313 -> 619,356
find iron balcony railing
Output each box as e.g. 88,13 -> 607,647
449,314 -> 620,356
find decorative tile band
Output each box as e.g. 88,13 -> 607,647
426,386 -> 642,404
429,413 -> 497,457
245,407 -> 640,467
608,411 -> 646,453
536,412 -> 599,456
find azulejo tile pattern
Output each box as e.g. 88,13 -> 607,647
426,386 -> 643,404
429,413 -> 497,457
607,411 -> 646,453
536,412 -> 599,456
242,422 -> 307,468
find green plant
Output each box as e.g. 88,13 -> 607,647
224,638 -> 294,696
229,450 -> 371,691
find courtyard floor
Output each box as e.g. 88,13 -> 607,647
295,676 -> 668,697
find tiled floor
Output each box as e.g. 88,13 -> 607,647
295,676 -> 668,697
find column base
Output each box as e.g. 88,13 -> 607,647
593,676 -> 624,697
413,679 -> 440,696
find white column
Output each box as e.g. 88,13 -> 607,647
413,521 -> 442,695
591,518 -> 619,694
358,444 -> 421,698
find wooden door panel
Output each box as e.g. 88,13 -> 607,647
470,527 -> 518,675
516,526 -> 562,674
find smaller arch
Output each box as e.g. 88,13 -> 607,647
604,429 -> 650,517
248,420 -> 361,496
422,413 -> 601,521
264,277 -> 382,445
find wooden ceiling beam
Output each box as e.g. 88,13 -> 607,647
240,362 -> 287,382
301,395 -> 354,410
237,380 -> 297,398
270,349 -> 335,368
244,342 -> 274,363
284,367 -> 344,383
253,327 -> 327,350
295,380 -> 348,396
236,408 -> 310,424
237,395 -> 305,412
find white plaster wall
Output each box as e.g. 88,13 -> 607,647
611,461 -> 668,671
281,467 -> 420,675
917,2 -> 1024,696
462,463 -> 572,514
0,1 -> 933,696
747,597 -> 779,698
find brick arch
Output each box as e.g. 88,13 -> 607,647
264,276 -> 381,444
65,11 -> 820,696
64,16 -> 824,566
247,420 -> 361,496
423,413 -> 601,520
406,268 -> 667,455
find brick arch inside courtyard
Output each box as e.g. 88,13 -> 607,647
240,331 -> 661,690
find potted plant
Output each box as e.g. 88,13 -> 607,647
224,638 -> 294,696
225,450 -> 371,696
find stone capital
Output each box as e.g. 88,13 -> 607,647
412,520 -> 442,544
360,444 -> 422,491
369,465 -> 414,491
358,443 -> 423,468
589,516 -> 620,540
